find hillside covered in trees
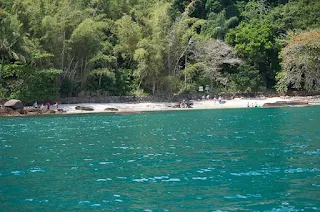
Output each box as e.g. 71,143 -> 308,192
0,0 -> 319,103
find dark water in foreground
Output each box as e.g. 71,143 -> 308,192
1,107 -> 320,211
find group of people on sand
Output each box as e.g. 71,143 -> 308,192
179,100 -> 192,108
33,101 -> 59,110
201,95 -> 211,101
201,95 -> 223,104
247,102 -> 260,108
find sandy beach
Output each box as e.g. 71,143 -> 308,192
59,96 -> 320,114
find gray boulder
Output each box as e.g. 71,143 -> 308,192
262,101 -> 309,108
104,107 -> 119,111
4,99 -> 24,110
75,106 -> 94,111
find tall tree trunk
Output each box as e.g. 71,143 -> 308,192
92,5 -> 98,18
184,53 -> 187,90
84,57 -> 88,74
99,74 -> 102,86
122,0 -> 127,15
61,31 -> 66,70
70,61 -> 79,80
66,57 -> 74,78
80,57 -> 84,79
82,57 -> 89,86
0,56 -> 4,82
152,77 -> 156,94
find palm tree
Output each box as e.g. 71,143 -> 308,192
204,10 -> 239,40
0,13 -> 31,81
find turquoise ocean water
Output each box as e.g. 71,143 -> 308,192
1,107 -> 320,211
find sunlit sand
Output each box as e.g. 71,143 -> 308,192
60,96 -> 320,114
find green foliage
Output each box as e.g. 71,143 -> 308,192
276,30 -> 320,92
226,19 -> 281,89
205,0 -> 236,15
2,64 -> 62,103
132,3 -> 172,94
267,0 -> 320,32
0,0 -> 319,99
114,15 -> 142,62
203,10 -> 239,40
226,20 -> 274,62
69,19 -> 105,59
229,62 -> 261,92
0,84 -> 7,100
88,53 -> 117,70
114,69 -> 132,95
240,0 -> 269,22
192,38 -> 242,88
168,0 -> 189,21
86,69 -> 116,93
60,77 -> 79,98
0,11 -> 32,63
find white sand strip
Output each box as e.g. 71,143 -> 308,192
58,96 -> 319,114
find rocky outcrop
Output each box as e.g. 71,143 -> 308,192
75,106 -> 94,111
0,106 -> 65,116
262,101 -> 309,108
4,99 -> 24,110
0,105 -> 20,116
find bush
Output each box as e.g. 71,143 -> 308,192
229,62 -> 261,92
0,85 -> 7,100
2,64 -> 62,104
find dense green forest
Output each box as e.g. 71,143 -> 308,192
0,0 -> 319,103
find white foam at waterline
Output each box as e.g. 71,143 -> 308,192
96,178 -> 112,182
133,178 -> 149,182
78,201 -> 90,204
192,177 -> 207,180
162,178 -> 181,182
99,161 -> 113,164
224,194 -> 247,199
29,167 -> 45,173
11,171 -> 22,175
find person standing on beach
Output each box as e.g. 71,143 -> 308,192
33,101 -> 38,108
54,102 -> 59,110
213,97 -> 217,104
47,102 -> 51,110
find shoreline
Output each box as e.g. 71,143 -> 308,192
58,96 -> 320,114
1,96 -> 320,117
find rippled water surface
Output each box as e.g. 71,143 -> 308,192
1,107 -> 320,211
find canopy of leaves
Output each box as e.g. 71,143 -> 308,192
191,38 -> 241,87
276,30 -> 320,92
1,0 -> 320,102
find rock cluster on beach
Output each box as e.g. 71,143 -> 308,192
262,101 -> 309,108
3,99 -> 24,110
0,96 -> 319,117
75,106 -> 94,111
104,107 -> 119,111
0,99 -> 65,117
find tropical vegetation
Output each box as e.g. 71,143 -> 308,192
0,0 -> 319,103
